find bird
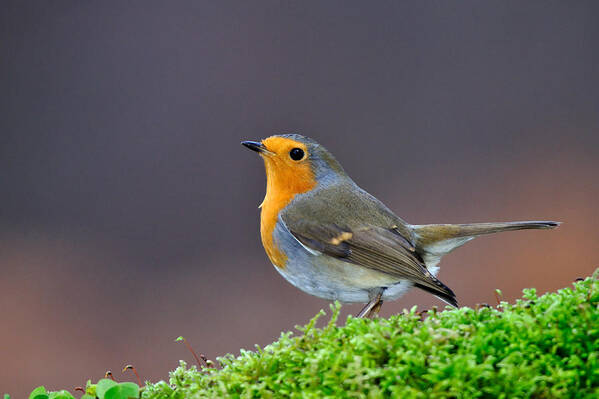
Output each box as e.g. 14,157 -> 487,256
241,134 -> 559,318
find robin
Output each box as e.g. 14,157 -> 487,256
242,134 -> 559,318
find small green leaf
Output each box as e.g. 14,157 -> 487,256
84,379 -> 96,396
48,391 -> 74,399
5,394 -> 11,399
29,386 -> 48,399
80,396 -> 95,399
104,382 -> 139,399
96,379 -> 118,399
175,336 -> 184,342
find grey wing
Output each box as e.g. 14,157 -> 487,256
283,218 -> 457,306
283,181 -> 418,248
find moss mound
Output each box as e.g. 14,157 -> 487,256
141,273 -> 599,398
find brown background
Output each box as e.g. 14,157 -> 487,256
1,1 -> 598,397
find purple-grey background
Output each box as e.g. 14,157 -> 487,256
2,1 -> 598,397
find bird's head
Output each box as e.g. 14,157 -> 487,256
241,134 -> 347,195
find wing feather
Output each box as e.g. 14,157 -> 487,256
286,220 -> 457,306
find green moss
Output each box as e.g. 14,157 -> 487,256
22,272 -> 599,398
141,272 -> 599,398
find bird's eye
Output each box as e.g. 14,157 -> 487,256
289,148 -> 305,161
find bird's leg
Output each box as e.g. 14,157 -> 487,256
368,298 -> 384,318
356,288 -> 384,319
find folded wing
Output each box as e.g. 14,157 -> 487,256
285,219 -> 457,306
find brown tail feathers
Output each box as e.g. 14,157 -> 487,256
410,221 -> 559,307
413,221 -> 560,256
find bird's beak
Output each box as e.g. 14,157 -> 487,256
241,140 -> 274,156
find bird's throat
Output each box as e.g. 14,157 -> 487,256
259,159 -> 316,269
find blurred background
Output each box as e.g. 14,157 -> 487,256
1,1 -> 598,396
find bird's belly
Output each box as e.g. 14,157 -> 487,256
273,223 -> 401,303
277,255 -> 395,303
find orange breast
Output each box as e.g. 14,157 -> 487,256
260,155 -> 316,269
